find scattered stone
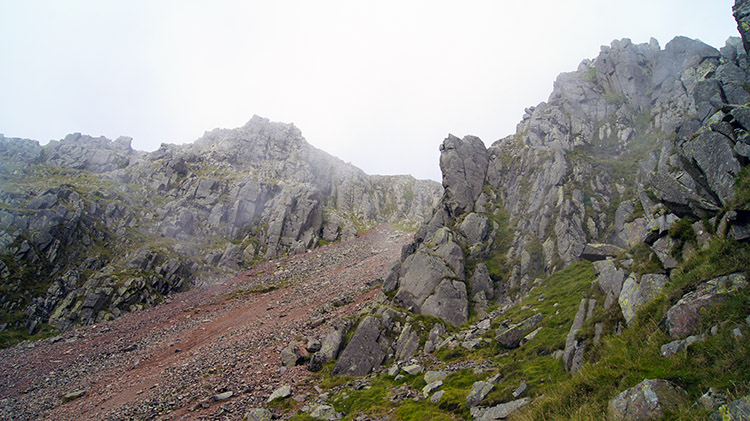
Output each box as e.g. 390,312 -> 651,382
608,379 -> 688,420
422,380 -> 443,398
267,385 -> 292,403
430,390 -> 446,403
469,397 -> 531,420
61,389 -> 86,403
466,381 -> 494,408
388,364 -> 400,377
660,335 -> 705,358
213,391 -> 233,401
495,313 -> 543,349
512,382 -> 527,399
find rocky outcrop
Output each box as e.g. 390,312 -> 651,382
0,117 -> 442,336
619,274 -> 670,326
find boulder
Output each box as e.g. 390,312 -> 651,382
563,299 -> 588,373
332,316 -> 388,376
422,380 -> 443,398
619,274 -> 670,326
309,404 -> 343,420
466,381 -> 495,408
664,273 -> 748,339
424,371 -> 449,384
608,379 -> 688,420
496,313 -> 544,349
319,329 -> 344,361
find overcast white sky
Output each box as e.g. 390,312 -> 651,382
0,1 -> 738,181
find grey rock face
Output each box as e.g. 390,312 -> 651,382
664,273 -> 748,339
593,259 -> 626,310
608,379 -> 688,421
421,279 -> 469,327
619,274 -> 670,326
1,115 -> 442,333
393,323 -> 420,362
439,135 -> 489,217
332,316 -> 388,376
394,251 -> 454,312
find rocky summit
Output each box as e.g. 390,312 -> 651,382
2,1 -> 750,420
0,116 -> 441,336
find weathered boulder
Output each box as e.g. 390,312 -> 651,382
608,379 -> 688,420
660,334 -> 705,358
619,274 -> 670,326
421,279 -> 469,326
309,404 -> 343,420
664,273 -> 748,339
496,313 -> 543,349
332,316 -> 388,376
245,408 -> 273,421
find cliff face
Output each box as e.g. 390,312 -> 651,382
388,33 -> 750,323
0,116 -> 441,335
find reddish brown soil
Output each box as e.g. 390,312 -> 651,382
0,225 -> 409,420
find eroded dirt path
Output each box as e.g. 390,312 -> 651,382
0,225 -> 409,420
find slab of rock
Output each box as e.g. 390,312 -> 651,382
424,370 -> 449,384
470,397 -> 531,420
593,259 -> 626,310
402,364 -> 423,375
332,316 -> 387,376
710,395 -> 750,420
496,313 -> 543,349
466,381 -> 495,408
563,299 -> 588,373
619,274 -> 669,326
608,379 -> 688,420
580,243 -> 624,261
62,389 -> 86,403
245,408 -> 273,421
213,391 -> 233,401
267,385 -> 292,403
393,323 -> 419,362
664,273 -> 748,339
